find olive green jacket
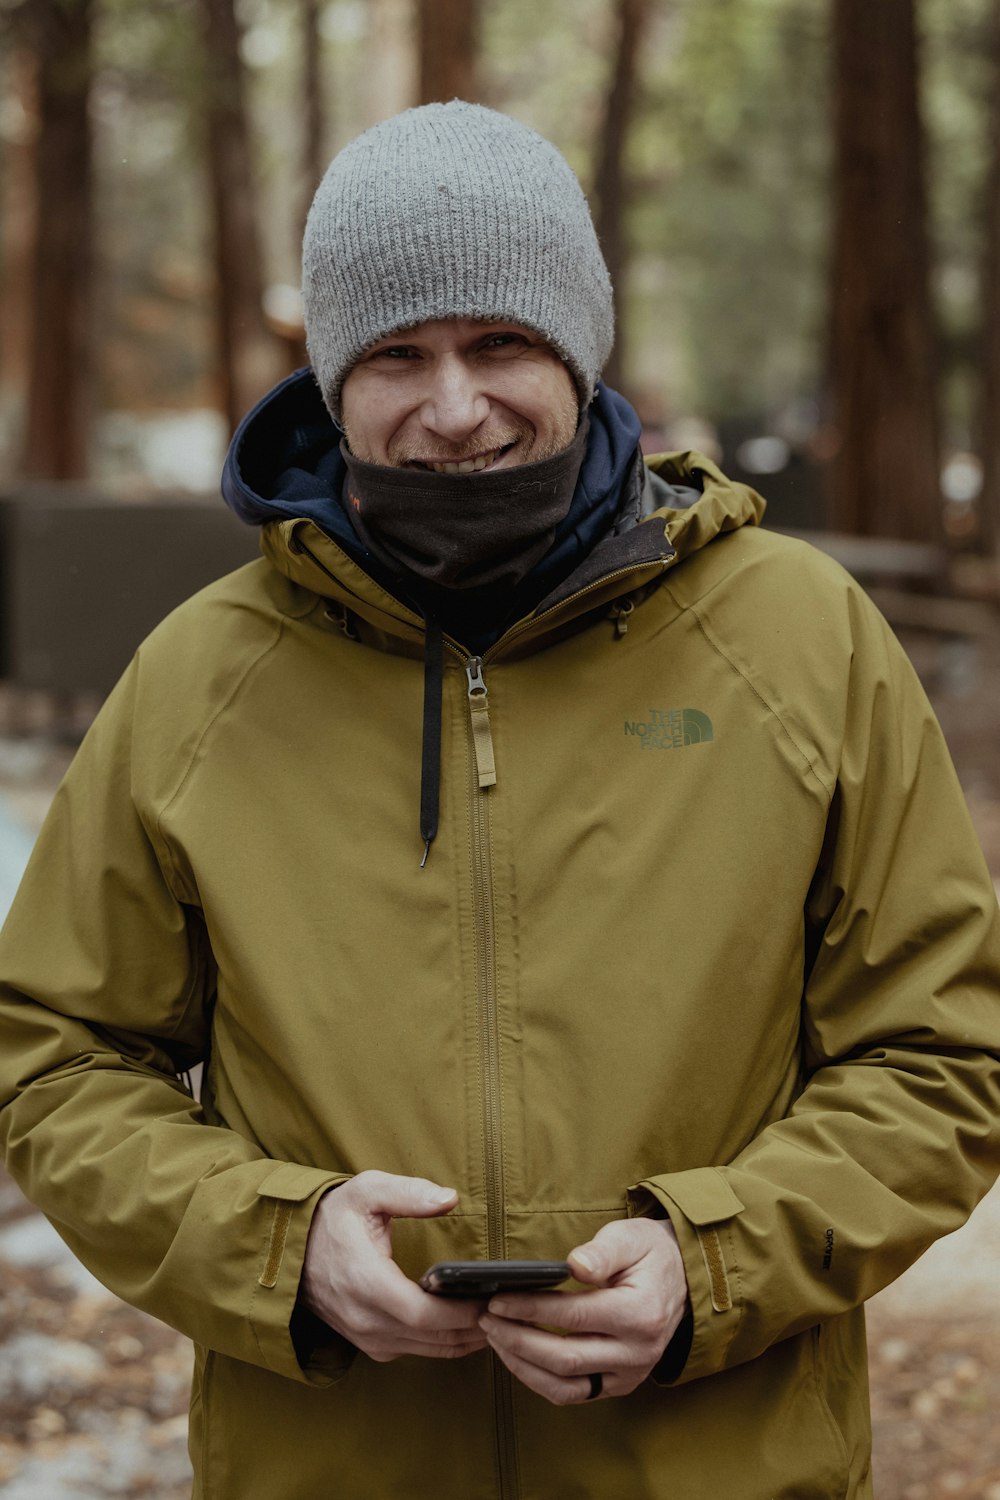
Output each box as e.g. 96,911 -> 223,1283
1,454 -> 998,1500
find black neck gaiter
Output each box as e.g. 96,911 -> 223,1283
341,417 -> 589,592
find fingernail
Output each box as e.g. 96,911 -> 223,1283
432,1186 -> 457,1204
573,1251 -> 596,1273
489,1299 -> 510,1316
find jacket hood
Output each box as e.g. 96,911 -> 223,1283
222,367 -> 359,552
645,450 -> 766,564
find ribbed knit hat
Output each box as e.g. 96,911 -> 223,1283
302,101 -> 614,419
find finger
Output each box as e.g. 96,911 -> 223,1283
349,1169 -> 459,1220
327,1253 -> 484,1342
480,1313 -> 622,1379
486,1339 -> 608,1406
368,1268 -> 488,1332
488,1287 -> 628,1335
343,1303 -> 490,1357
408,1300 -> 490,1336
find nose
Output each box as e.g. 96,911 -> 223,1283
419,355 -> 490,443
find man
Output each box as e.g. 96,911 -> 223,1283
1,101 -> 998,1500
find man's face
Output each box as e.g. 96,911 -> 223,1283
340,318 -> 579,472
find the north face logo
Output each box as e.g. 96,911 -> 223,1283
624,708 -> 714,749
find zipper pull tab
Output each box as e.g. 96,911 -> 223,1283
611,598 -> 634,637
466,657 -> 497,789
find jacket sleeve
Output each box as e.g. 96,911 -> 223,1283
630,591 -> 1000,1386
0,658 -> 352,1386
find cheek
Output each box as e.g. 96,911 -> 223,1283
503,369 -> 579,441
539,362 -> 581,427
544,379 -> 581,447
342,387 -> 408,463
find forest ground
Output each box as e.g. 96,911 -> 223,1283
0,618 -> 997,1499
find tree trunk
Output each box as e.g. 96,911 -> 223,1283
20,0 -> 95,481
827,0 -> 941,541
417,0 -> 478,106
362,0 -> 415,128
978,0 -> 1000,558
592,0 -> 651,395
299,0 -> 325,242
0,28 -> 38,442
199,0 -> 280,433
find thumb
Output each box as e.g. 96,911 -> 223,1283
568,1221 -> 645,1285
352,1169 -> 458,1221
567,1239 -> 608,1286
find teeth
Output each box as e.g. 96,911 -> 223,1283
427,448 -> 503,474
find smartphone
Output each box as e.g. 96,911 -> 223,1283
420,1259 -> 570,1298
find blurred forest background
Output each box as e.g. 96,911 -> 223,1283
2,3 -> 1000,1499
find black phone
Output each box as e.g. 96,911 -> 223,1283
419,1259 -> 570,1298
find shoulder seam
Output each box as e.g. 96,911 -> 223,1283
686,602 -> 835,799
149,617 -> 289,891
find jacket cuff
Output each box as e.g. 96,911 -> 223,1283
651,1302 -> 694,1384
628,1168 -> 745,1386
248,1163 -> 355,1386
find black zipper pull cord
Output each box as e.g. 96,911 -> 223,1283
420,619 -> 444,867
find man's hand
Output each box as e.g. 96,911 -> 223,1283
479,1218 -> 689,1404
300,1170 -> 488,1362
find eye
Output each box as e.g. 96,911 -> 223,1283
481,332 -> 528,353
375,345 -> 417,360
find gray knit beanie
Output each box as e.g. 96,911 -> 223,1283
302,101 -> 614,419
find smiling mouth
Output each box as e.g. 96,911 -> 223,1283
408,443 -> 516,475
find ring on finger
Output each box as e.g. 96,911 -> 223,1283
585,1372 -> 603,1400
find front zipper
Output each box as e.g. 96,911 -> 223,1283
442,557 -> 673,1500
464,654 -> 503,1277
463,656 -> 517,1499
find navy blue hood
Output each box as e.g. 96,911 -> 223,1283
222,367 -> 644,647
